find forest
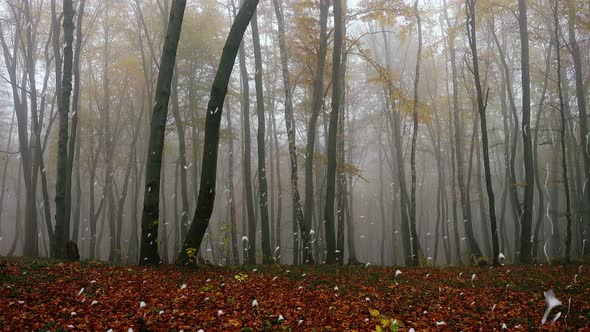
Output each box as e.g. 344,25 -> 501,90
0,0 -> 589,330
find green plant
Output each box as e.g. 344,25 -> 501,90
235,272 -> 248,282
186,247 -> 198,264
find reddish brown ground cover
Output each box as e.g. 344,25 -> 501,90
0,257 -> 588,331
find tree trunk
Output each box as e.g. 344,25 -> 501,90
250,11 -> 271,264
175,0 -> 259,265
303,0 -> 329,256
532,40 -> 552,258
465,0 -> 499,265
272,0 -> 313,264
229,0 -> 257,265
517,0 -> 535,264
324,0 -> 343,265
159,155 -> 168,263
139,0 -> 186,265
0,112 -> 15,239
567,0 -> 590,256
65,0 -> 85,255
170,69 -> 190,242
409,0 -> 424,266
554,1 -> 574,263
225,103 -> 239,265
53,0 -> 75,258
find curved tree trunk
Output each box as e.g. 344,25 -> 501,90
176,0 -> 259,265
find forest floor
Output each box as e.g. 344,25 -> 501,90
0,257 -> 589,331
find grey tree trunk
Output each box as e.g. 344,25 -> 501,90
272,0 -> 313,264
567,0 -> 590,256
555,1 -> 574,263
466,0 -> 499,265
225,103 -> 239,264
532,40 -> 552,258
443,0 -> 479,262
518,0 -> 535,264
409,0 -> 424,266
250,11 -> 272,264
489,26 -> 521,258
0,112 -> 15,239
324,0 -> 343,265
139,0 -> 186,265
230,0 -> 257,265
170,69 -> 190,242
69,0 -> 85,249
303,0 -> 329,253
53,0 -> 75,258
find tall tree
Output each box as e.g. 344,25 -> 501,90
67,0 -> 86,250
139,0 -> 187,265
442,0 -> 480,262
553,0 -> 574,264
324,0 -> 343,264
409,0 -> 424,266
567,0 -> 590,256
230,0 -> 257,265
303,0 -> 329,255
272,0 -> 313,264
517,0 -> 535,264
250,10 -> 272,264
53,0 -> 75,259
465,0 -> 499,265
176,0 -> 259,265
